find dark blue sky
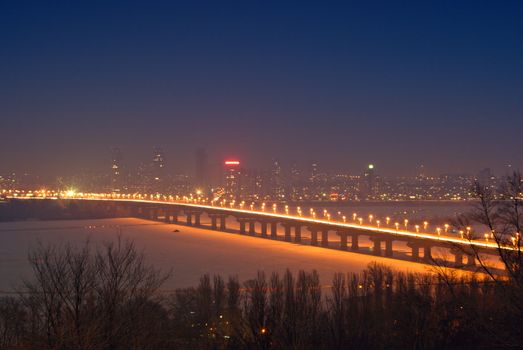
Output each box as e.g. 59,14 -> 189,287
1,1 -> 522,177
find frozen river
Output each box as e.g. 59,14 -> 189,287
0,217 -> 438,293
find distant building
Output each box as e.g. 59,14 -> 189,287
224,160 -> 241,200
362,164 -> 378,199
310,162 -> 319,184
152,147 -> 165,192
289,163 -> 303,200
110,148 -> 123,192
270,159 -> 285,200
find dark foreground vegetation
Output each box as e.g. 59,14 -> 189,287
0,238 -> 521,350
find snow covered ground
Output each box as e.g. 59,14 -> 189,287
0,218 -> 455,292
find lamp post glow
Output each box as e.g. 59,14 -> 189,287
404,219 -> 409,229
395,222 -> 400,230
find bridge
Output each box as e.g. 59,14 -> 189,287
6,194 -> 511,270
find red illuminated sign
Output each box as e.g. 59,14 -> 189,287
225,160 -> 240,166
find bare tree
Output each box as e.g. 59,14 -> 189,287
19,237 -> 169,350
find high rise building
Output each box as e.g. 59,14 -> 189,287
362,163 -> 378,199
310,162 -> 319,183
152,147 -> 165,192
111,148 -> 123,192
289,163 -> 303,200
224,160 -> 241,199
270,159 -> 285,200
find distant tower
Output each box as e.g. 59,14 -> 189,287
310,162 -> 319,184
418,164 -> 425,179
111,148 -> 123,192
152,147 -> 165,192
271,159 -> 285,200
224,159 -> 241,199
290,163 -> 302,200
195,148 -> 208,191
363,164 -> 377,199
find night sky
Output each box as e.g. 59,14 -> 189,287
1,1 -> 522,177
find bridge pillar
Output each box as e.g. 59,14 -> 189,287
284,225 -> 292,242
164,211 -> 172,223
450,248 -> 464,266
338,231 -> 348,250
309,228 -> 318,246
149,208 -> 158,221
423,245 -> 432,262
194,212 -> 201,226
350,234 -> 359,251
384,239 -> 393,257
186,213 -> 193,226
239,220 -> 246,234
270,222 -> 278,239
407,242 -> 420,261
371,238 -> 382,256
455,252 -> 464,265
261,222 -> 268,237
248,221 -> 256,235
294,226 -> 302,243
219,216 -> 227,231
466,253 -> 476,267
321,230 -> 329,247
171,212 -> 178,223
211,216 -> 218,229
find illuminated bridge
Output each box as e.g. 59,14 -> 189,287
7,194 -> 511,270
